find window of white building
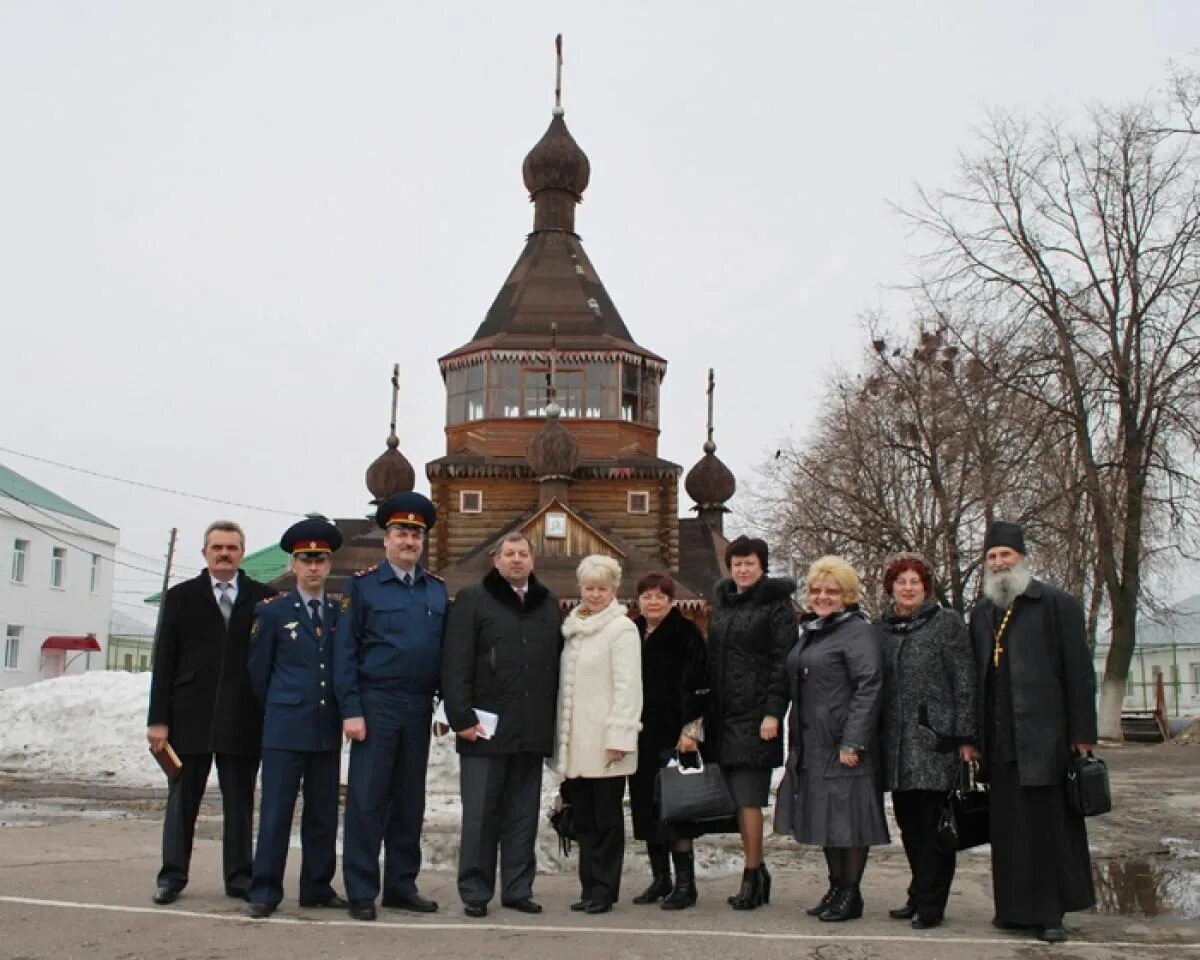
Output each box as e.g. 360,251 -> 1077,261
11,539 -> 29,584
50,546 -> 66,588
1190,662 -> 1200,695
90,553 -> 101,593
4,626 -> 20,670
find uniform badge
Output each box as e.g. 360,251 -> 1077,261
284,620 -> 299,640
341,596 -> 351,612
250,620 -> 260,640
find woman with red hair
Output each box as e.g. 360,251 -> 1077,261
877,553 -> 976,929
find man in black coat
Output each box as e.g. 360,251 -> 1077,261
441,532 -> 561,918
146,520 -> 277,905
967,521 -> 1097,944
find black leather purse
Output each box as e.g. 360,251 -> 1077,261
935,761 -> 990,852
1066,751 -> 1112,817
548,784 -> 577,855
655,754 -> 736,823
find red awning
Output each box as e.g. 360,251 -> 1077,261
42,636 -> 101,652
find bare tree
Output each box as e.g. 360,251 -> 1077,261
909,98 -> 1200,739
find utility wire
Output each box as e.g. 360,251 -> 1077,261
0,445 -> 302,516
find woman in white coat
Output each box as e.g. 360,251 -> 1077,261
554,554 -> 643,914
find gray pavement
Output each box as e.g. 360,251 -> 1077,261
1,808 -> 1197,960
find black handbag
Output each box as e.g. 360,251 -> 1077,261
655,754 -> 736,823
1066,751 -> 1112,817
935,762 -> 990,852
548,784 -> 577,855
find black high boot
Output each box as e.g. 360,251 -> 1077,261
808,847 -> 841,916
632,845 -> 672,905
661,851 -> 697,910
806,878 -> 836,917
729,867 -> 764,911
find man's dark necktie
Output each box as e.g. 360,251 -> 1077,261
309,598 -> 322,636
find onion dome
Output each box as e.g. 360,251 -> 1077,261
522,111 -> 591,201
365,432 -> 415,505
527,403 -> 581,479
685,438 -> 736,509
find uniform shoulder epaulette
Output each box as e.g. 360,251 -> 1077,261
354,563 -> 380,578
256,592 -> 286,608
425,571 -> 445,584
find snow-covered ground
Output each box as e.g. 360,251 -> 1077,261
0,672 -> 756,874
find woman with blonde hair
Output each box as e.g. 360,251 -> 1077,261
553,554 -> 643,914
776,555 -> 888,922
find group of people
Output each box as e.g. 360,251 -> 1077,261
146,501 -> 1098,944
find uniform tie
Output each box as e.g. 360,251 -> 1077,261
308,598 -> 322,633
402,572 -> 413,587
217,582 -> 234,625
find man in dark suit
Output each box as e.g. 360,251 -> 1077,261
245,517 -> 348,919
146,520 -> 276,905
441,533 -> 561,918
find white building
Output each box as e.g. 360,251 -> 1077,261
0,461 -> 119,690
1094,593 -> 1200,719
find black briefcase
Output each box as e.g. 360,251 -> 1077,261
655,755 -> 736,824
935,762 -> 990,852
1066,751 -> 1112,817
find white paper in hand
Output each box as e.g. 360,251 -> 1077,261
433,701 -> 499,739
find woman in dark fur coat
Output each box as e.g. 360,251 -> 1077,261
627,572 -> 708,911
703,536 -> 796,911
877,553 -> 976,929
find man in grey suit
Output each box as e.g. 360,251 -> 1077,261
440,533 -> 561,917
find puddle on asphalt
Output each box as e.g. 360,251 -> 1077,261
1093,844 -> 1200,919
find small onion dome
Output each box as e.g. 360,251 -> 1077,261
527,414 -> 581,479
365,434 -> 416,504
685,440 -> 736,508
522,113 -> 591,200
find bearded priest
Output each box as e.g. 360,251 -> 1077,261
965,521 -> 1097,944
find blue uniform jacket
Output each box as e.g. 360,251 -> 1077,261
248,589 -> 343,752
333,563 -> 447,718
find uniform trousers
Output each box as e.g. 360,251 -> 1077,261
159,752 -> 258,891
892,789 -> 956,919
563,775 -> 627,907
343,686 -> 433,903
248,748 -> 340,907
456,752 -> 543,905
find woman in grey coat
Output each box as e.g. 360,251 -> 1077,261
776,556 -> 888,923
877,553 -> 976,930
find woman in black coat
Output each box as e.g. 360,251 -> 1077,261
703,536 -> 795,911
877,553 -> 976,929
776,555 -> 888,923
627,572 -> 708,911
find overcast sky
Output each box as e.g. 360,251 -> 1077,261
2,2 -> 1196,620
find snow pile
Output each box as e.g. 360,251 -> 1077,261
0,671 -> 160,786
1173,717 -> 1200,744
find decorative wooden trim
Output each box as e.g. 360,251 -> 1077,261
627,490 -> 650,514
459,490 -> 483,514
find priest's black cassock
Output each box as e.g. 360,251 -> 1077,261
970,579 -> 1097,928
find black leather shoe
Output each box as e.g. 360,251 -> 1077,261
584,901 -> 612,915
1037,924 -> 1068,943
152,883 -> 182,905
911,915 -> 942,929
246,902 -> 275,919
503,898 -> 543,914
464,902 -> 488,918
569,900 -> 590,912
225,884 -> 250,901
382,891 -> 439,913
348,901 -> 377,921
889,903 -> 917,920
299,894 -> 348,909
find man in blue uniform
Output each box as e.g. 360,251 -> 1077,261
245,517 -> 348,919
336,491 -> 447,921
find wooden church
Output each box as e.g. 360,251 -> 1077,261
284,49 -> 738,617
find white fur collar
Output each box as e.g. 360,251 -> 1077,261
562,598 -> 627,639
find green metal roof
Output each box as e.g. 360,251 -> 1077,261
144,543 -> 291,605
0,461 -> 115,528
